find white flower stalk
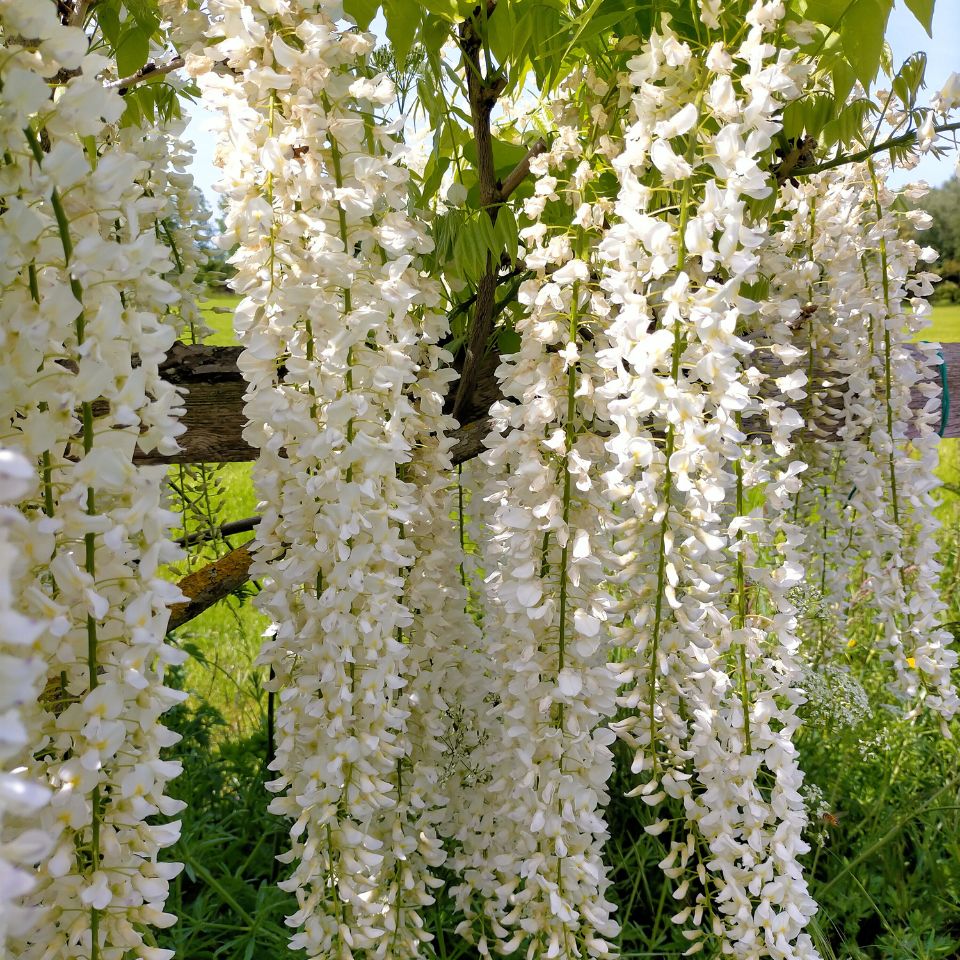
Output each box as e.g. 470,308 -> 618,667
598,9 -> 820,957
200,1 -> 462,953
815,161 -> 959,720
395,375 -> 488,957
763,178 -> 861,666
123,124 -> 210,343
157,0 -> 210,58
0,451 -> 51,951
453,98 -> 621,957
769,160 -> 956,725
0,8 -> 188,958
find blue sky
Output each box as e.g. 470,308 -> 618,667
886,0 -> 960,186
183,1 -> 960,203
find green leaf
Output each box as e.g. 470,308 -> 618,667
97,5 -> 121,47
840,0 -> 890,88
419,0 -> 457,17
526,2 -> 566,90
488,0 -> 516,65
420,13 -> 450,61
463,137 -> 530,185
120,92 -> 142,128
453,218 -> 484,280
474,212 -> 497,257
494,207 -> 518,265
419,153 -> 450,205
498,327 -> 521,354
784,92 -> 836,139
139,84 -> 157,122
830,56 -> 857,105
904,0 -> 934,35
383,0 -> 419,62
116,27 -> 149,79
123,0 -> 160,34
343,0 -> 380,29
801,0 -> 849,27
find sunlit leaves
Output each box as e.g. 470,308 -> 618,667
343,0 -> 380,29
797,0 -> 894,90
115,27 -> 150,78
841,0 -> 891,87
905,0 -> 935,34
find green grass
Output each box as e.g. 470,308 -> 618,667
200,291 -> 243,344
925,304 -> 960,342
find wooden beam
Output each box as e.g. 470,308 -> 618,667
140,343 -> 491,468
144,341 -> 958,472
138,343 -> 250,465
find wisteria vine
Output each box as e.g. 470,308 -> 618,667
1,0 -> 959,958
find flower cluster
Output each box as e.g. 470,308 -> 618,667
452,88 -> 622,958
197,1 -> 474,955
596,7 -> 820,957
0,4 -> 190,957
770,158 -> 958,723
4,0 -> 956,958
129,124 -> 210,344
190,2 -> 959,957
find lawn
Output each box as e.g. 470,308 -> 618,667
200,291 -> 242,344
926,302 -> 960,341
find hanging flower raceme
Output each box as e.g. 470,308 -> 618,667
0,5 -> 189,958
126,123 -> 211,344
452,99 -> 622,955
197,1 -> 470,954
597,6 -> 820,957
761,175 -> 860,673
789,158 -> 959,723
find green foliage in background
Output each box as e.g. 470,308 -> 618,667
919,178 -> 960,301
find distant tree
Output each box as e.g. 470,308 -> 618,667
192,193 -> 236,290
921,176 -> 960,287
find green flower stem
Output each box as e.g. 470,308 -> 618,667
159,218 -> 185,275
547,224 -> 586,957
648,159 -> 695,769
25,123 -> 103,960
867,159 -> 900,529
733,437 -> 752,754
22,258 -> 57,520
458,464 -> 467,588
557,275 -> 580,686
326,114 -> 356,460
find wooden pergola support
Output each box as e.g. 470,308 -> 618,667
143,342 -> 494,468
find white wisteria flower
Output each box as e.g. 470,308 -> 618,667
0,7 -> 191,958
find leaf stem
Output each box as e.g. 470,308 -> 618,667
791,121 -> 960,179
